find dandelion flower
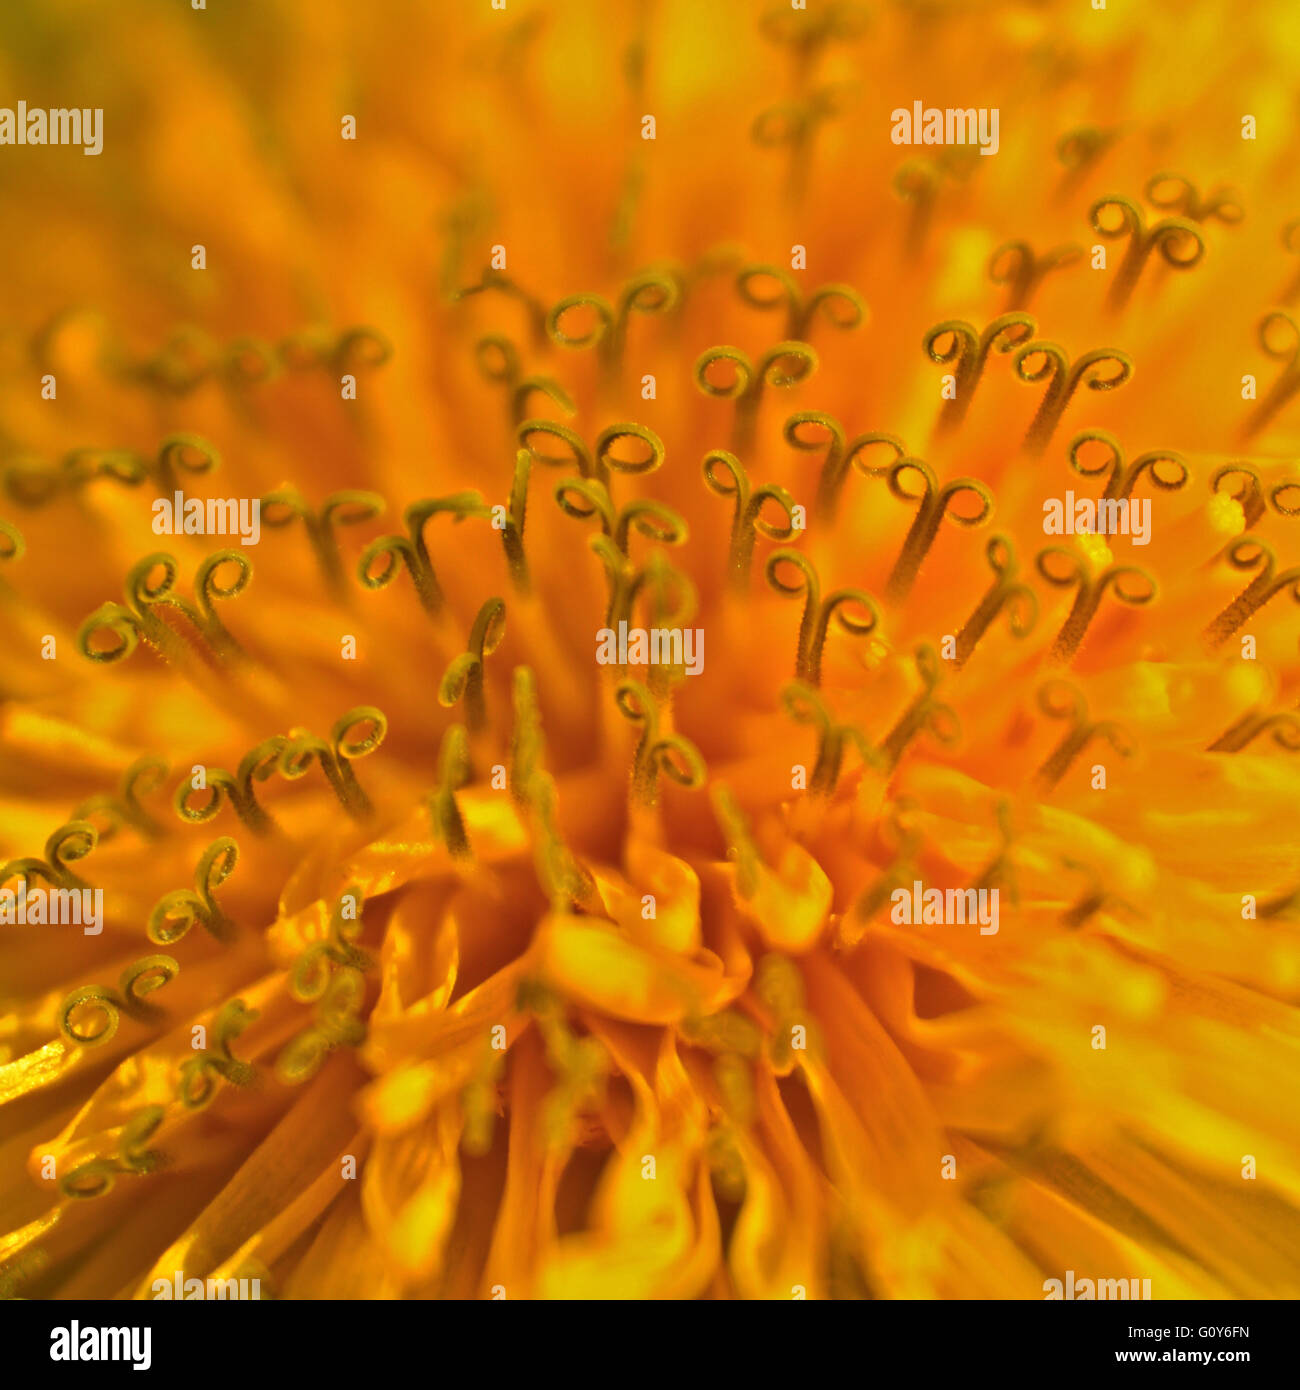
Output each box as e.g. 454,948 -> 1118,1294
2,0 -> 1300,1303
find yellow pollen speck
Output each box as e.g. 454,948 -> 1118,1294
1207,492 -> 1246,535
1075,531 -> 1113,569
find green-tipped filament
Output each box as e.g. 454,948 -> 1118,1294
781,681 -> 876,795
358,492 -> 488,615
764,548 -> 879,685
694,342 -> 818,455
429,724 -> 473,859
147,837 -> 239,945
178,999 -> 259,1109
440,598 -> 506,733
77,550 -> 252,667
988,242 -> 1082,311
1066,429 -> 1189,502
876,645 -> 960,770
923,313 -> 1036,433
783,411 -> 906,522
58,956 -> 180,1048
1034,680 -> 1134,789
1036,546 -> 1156,664
615,679 -> 706,807
734,262 -> 866,341
1089,194 -> 1205,312
952,535 -> 1037,669
1241,311 -> 1300,441
278,706 -> 388,821
1203,536 -> 1300,647
1013,340 -> 1134,458
875,457 -> 994,603
261,487 -> 385,598
174,735 -> 287,836
701,449 -> 795,585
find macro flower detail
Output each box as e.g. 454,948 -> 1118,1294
1,0 -> 1300,1308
